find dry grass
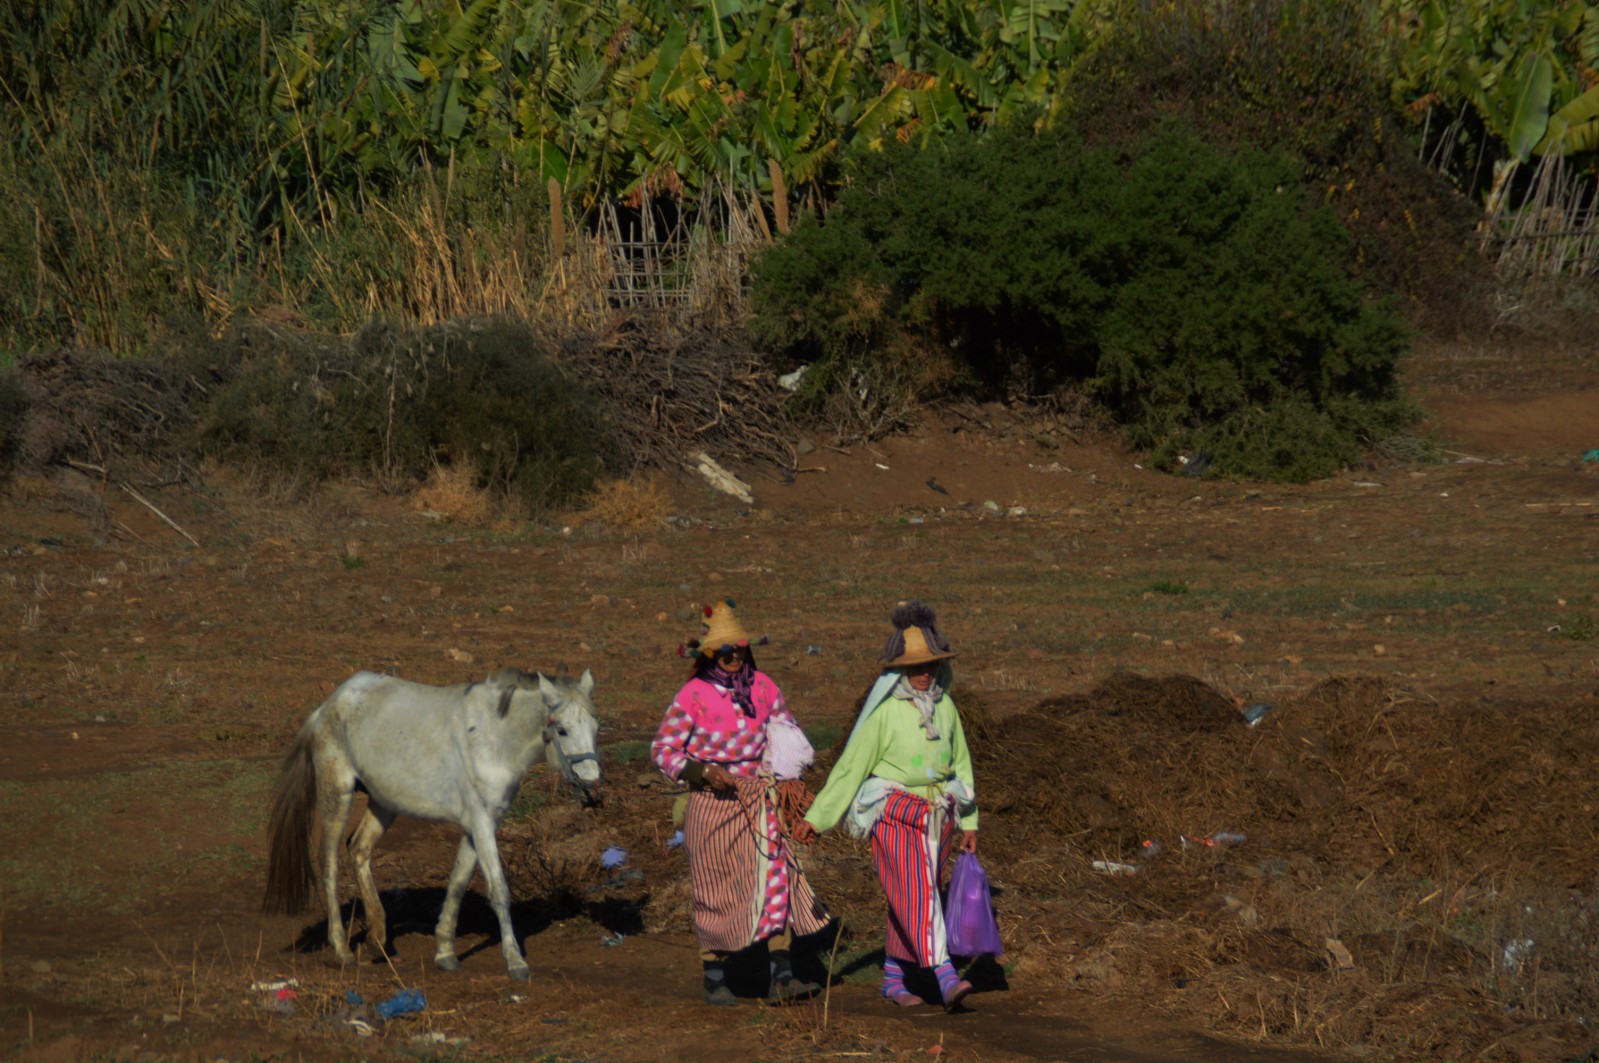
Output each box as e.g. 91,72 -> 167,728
411,462 -> 495,527
572,475 -> 673,529
503,804 -> 608,910
970,674 -> 1599,1058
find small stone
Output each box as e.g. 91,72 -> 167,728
1373,644 -> 1386,657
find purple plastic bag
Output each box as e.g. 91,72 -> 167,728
944,851 -> 1003,957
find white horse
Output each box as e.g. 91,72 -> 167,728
262,667 -> 602,979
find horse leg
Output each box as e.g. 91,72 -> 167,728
433,834 -> 477,972
316,761 -> 358,966
465,812 -> 529,980
347,803 -> 397,958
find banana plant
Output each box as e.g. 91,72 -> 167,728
1538,80 -> 1599,154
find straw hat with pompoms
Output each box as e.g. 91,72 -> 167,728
880,599 -> 956,668
679,598 -> 751,661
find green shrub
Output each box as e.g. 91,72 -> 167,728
191,318 -> 615,512
1067,0 -> 1490,336
750,119 -> 1414,481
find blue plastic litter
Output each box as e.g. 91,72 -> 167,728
345,990 -> 365,1006
600,846 -> 627,869
666,830 -> 685,849
600,931 -> 625,947
1242,703 -> 1273,726
1582,448 -> 1599,462
376,988 -> 426,1020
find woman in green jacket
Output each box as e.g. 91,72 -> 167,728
792,601 -> 978,1010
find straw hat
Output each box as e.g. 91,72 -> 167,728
880,600 -> 956,668
681,599 -> 751,661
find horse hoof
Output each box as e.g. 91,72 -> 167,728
328,952 -> 357,969
434,954 -> 460,972
507,964 -> 531,982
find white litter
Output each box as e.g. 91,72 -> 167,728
688,450 -> 754,504
1091,860 -> 1139,875
250,978 -> 299,992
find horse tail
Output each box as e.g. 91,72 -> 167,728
262,726 -> 317,915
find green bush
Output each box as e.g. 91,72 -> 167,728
1067,0 -> 1490,336
190,318 -> 615,511
750,119 -> 1415,481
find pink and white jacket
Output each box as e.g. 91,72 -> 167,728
651,671 -> 796,781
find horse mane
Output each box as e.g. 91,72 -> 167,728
492,666 -> 537,687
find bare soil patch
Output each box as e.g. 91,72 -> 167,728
1,352 -> 1596,1062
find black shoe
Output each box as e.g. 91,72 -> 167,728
703,961 -> 737,1006
767,949 -> 819,1004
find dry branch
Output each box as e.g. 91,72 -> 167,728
557,322 -> 795,474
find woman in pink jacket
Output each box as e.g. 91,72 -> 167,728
651,599 -> 828,1005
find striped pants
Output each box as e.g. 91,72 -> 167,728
685,777 -> 828,955
870,789 -> 955,967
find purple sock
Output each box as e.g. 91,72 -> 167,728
882,957 -> 910,997
934,961 -> 963,998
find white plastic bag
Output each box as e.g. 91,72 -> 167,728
762,716 -> 814,780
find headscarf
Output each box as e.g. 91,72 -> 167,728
703,658 -> 757,716
891,674 -> 944,739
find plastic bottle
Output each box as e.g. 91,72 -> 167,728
1211,831 -> 1247,846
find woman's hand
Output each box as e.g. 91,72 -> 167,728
791,820 -> 818,845
703,764 -> 736,793
959,831 -> 978,854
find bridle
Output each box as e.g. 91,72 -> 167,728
543,713 -> 599,786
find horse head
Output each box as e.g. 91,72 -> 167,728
536,669 -> 604,808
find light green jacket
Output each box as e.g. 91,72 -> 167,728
804,691 -> 979,833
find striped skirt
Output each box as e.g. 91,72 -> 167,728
870,788 -> 955,966
684,777 -> 829,953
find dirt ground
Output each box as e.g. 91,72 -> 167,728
1,344 -> 1597,1062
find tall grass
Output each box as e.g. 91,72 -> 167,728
0,2 -> 774,358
